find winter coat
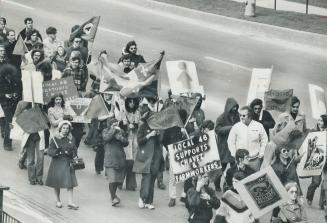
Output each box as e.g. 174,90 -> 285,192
215,98 -> 239,164
133,121 -> 163,175
187,186 -> 220,223
277,202 -> 307,223
253,110 -> 275,137
272,157 -> 301,186
45,135 -> 78,188
103,127 -> 129,170
62,66 -> 88,92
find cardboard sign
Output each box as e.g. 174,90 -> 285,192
66,98 -> 92,123
22,70 -> 44,104
264,89 -> 293,112
43,77 -> 78,104
247,67 -> 273,105
166,60 -> 200,95
308,84 -> 327,120
234,166 -> 288,219
168,130 -> 221,183
297,131 -> 327,177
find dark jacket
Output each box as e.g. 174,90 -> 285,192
133,120 -> 163,175
225,165 -> 255,191
103,127 -> 129,169
187,186 -> 220,223
215,98 -> 239,164
253,110 -> 275,137
18,28 -> 42,41
66,46 -> 89,64
272,157 -> 300,186
4,40 -> 22,69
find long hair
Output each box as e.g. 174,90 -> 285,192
48,93 -> 65,108
125,97 -> 140,113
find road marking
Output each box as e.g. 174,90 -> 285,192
204,56 -> 252,71
2,0 -> 35,10
99,26 -> 133,38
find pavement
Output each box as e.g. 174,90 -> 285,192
231,0 -> 327,16
0,0 -> 326,222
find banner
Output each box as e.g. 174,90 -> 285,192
147,105 -> 184,130
308,84 -> 327,120
22,70 -> 44,104
264,89 -> 293,112
66,98 -> 92,123
297,131 -> 327,177
166,60 -> 200,95
16,107 -> 49,133
234,166 -> 288,219
69,16 -> 101,42
43,77 -> 78,104
246,67 -> 273,105
168,130 -> 221,183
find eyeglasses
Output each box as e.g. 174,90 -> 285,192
281,148 -> 289,154
289,190 -> 298,194
74,40 -> 81,43
239,114 -> 247,117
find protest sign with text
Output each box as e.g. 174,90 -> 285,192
43,77 -> 78,104
246,67 -> 273,105
168,130 -> 221,183
264,89 -> 293,112
66,98 -> 92,123
297,131 -> 327,177
234,166 -> 288,219
308,84 -> 327,120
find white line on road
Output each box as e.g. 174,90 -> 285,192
204,56 -> 252,71
2,0 -> 34,10
99,26 -> 133,38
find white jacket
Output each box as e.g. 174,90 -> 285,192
227,120 -> 268,158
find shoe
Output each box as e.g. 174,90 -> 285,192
30,180 -> 36,185
168,198 -> 176,207
18,160 -> 25,169
145,204 -> 155,210
67,204 -> 79,210
126,187 -> 136,191
157,182 -> 166,190
307,200 -> 312,206
138,198 -> 145,208
4,145 -> 12,151
56,202 -> 63,208
112,197 -> 120,207
37,180 -> 44,185
95,170 -> 101,175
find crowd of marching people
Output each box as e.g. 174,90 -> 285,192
1,16 -> 327,223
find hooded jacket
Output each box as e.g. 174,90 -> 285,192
215,98 -> 239,163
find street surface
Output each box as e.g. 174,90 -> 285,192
0,0 -> 327,222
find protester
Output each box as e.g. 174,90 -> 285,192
187,173 -> 220,223
119,54 -> 133,73
306,114 -> 327,206
118,40 -> 145,69
43,26 -> 63,58
51,45 -> 68,73
0,17 -> 8,42
133,107 -> 163,210
274,182 -> 308,223
103,118 -> 129,206
214,97 -> 239,191
25,29 -> 43,51
66,36 -> 89,64
18,17 -> 42,41
249,98 -> 275,137
62,56 -> 88,93
0,63 -> 21,150
122,97 -> 141,191
227,106 -> 268,171
45,121 -> 79,210
4,30 -> 22,69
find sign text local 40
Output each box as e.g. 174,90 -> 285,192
168,130 -> 221,183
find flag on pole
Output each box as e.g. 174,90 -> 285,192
16,107 -> 49,133
69,16 -> 101,42
13,35 -> 28,56
85,95 -> 110,119
147,105 -> 184,130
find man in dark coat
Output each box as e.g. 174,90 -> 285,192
214,97 -> 239,191
250,98 -> 275,138
65,36 -> 89,65
18,17 -> 42,41
4,30 -> 22,70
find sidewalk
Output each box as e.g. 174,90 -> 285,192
232,0 -> 327,16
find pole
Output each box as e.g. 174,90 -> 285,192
274,0 -> 277,10
306,0 -> 309,14
87,41 -> 94,64
30,71 -> 35,108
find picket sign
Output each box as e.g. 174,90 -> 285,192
308,84 -> 327,120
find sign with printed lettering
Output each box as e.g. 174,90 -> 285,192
43,77 -> 78,104
66,98 -> 92,123
264,89 -> 293,112
168,130 -> 221,183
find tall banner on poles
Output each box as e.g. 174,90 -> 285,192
297,131 -> 327,177
166,61 -> 201,95
22,70 -> 44,104
246,67 -> 273,105
168,130 -> 221,183
308,84 -> 327,120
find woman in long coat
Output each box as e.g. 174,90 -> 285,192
103,118 -> 129,206
45,121 -> 79,210
133,111 -> 163,210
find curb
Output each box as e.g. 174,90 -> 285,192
118,0 -> 327,50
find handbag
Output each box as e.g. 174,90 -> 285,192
70,157 -> 85,170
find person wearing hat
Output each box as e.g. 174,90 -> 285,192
45,120 -> 79,210
102,118 -> 129,206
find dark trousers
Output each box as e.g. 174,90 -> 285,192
307,174 -> 322,202
157,171 -> 164,184
85,119 -> 98,146
72,123 -> 84,148
94,146 -> 104,172
25,133 -> 44,182
125,160 -> 137,190
140,173 -> 156,204
0,117 -> 5,138
2,105 -> 15,148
